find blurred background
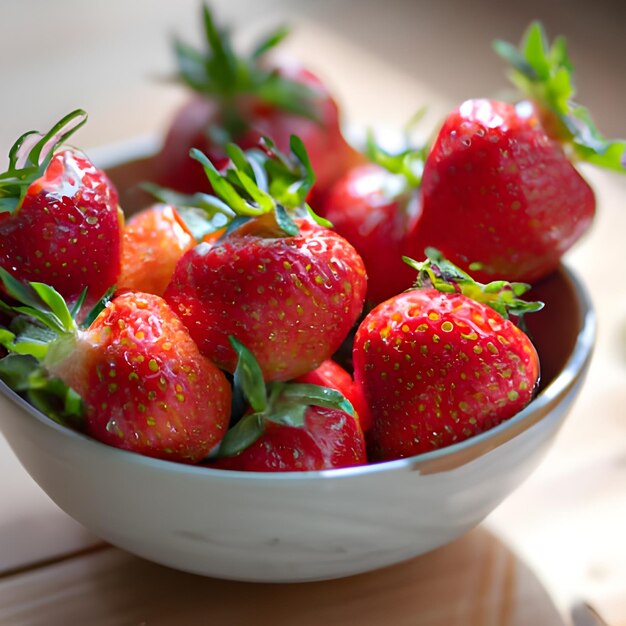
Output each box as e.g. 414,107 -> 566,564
1,0 -> 624,156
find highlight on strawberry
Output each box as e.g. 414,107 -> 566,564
153,3 -> 361,201
353,249 -> 543,462
0,110 -> 124,313
161,136 -> 368,382
205,337 -> 366,471
411,21 -> 626,285
0,269 -> 231,463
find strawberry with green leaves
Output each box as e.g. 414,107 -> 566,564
207,338 -> 366,472
154,4 -> 360,201
352,250 -> 542,462
321,132 -> 426,305
163,137 -> 367,382
0,111 -> 124,311
410,22 -> 626,284
0,270 -> 231,463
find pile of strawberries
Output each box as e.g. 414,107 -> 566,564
0,8 -> 623,471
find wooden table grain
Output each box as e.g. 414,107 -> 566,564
1,1 -> 625,624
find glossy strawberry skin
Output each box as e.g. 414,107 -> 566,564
164,219 -> 367,382
207,406 -> 366,472
0,150 -> 123,310
119,204 -> 195,297
50,292 -> 231,463
353,288 -> 540,461
296,359 -> 373,432
410,99 -> 595,283
154,65 -> 360,200
321,163 -> 420,305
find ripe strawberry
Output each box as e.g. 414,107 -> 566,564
163,138 -> 367,382
410,23 -> 626,284
153,5 -> 360,200
321,134 -> 425,305
0,111 -> 124,311
206,338 -> 366,471
0,270 -> 231,463
296,358 -> 372,432
352,250 -> 542,462
119,204 -> 195,296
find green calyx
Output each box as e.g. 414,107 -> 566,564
493,21 -> 626,171
364,111 -> 429,189
0,268 -> 90,426
403,248 -> 544,323
212,337 -> 355,458
144,134 -> 325,239
0,110 -> 88,213
174,4 -> 319,141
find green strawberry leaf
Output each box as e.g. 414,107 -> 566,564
173,4 -> 318,140
405,248 -> 544,322
365,129 -> 426,188
278,382 -> 356,417
229,336 -> 267,413
0,353 -> 39,391
0,110 -> 88,212
214,412 -> 265,458
494,21 -> 626,171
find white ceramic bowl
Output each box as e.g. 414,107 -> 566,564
0,148 -> 596,583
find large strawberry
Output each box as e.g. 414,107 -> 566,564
153,4 -> 360,201
0,110 -> 124,311
352,250 -> 542,462
163,138 -> 367,382
321,132 -> 425,305
0,270 -> 231,463
410,22 -> 626,284
206,338 -> 366,472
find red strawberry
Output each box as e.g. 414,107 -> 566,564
163,139 -> 367,382
409,23 -> 625,284
352,251 -> 542,462
153,5 -> 360,200
0,111 -> 124,311
296,359 -> 372,432
119,204 -> 195,296
206,338 -> 366,472
321,135 -> 424,304
0,271 -> 231,463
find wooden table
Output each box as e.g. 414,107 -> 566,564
1,1 -> 625,624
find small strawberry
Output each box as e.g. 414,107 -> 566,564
154,4 -> 360,200
119,204 -> 195,296
352,250 -> 542,462
0,110 -> 124,311
0,269 -> 231,463
410,22 -> 626,284
321,131 -> 425,305
163,137 -> 367,382
206,338 -> 366,471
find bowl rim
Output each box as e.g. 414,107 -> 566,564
0,262 -> 596,482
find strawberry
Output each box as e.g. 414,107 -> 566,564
153,4 -> 360,200
206,338 -> 366,471
163,138 -> 367,382
410,23 -> 626,284
0,111 -> 124,311
295,358 -> 372,432
352,250 -> 542,462
119,204 -> 195,296
321,133 -> 425,305
0,270 -> 231,463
